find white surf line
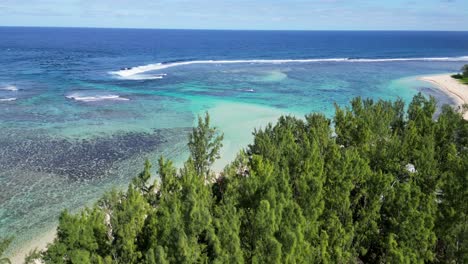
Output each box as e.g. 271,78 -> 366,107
66,94 -> 130,102
109,56 -> 468,78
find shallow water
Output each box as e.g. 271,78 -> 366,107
0,28 -> 467,255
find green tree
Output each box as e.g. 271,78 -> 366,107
434,108 -> 468,263
111,186 -> 150,263
132,159 -> 154,194
188,112 -> 224,178
43,208 -> 110,264
211,202 -> 244,263
142,113 -> 225,263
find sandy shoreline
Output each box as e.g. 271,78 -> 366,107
419,74 -> 468,120
9,228 -> 56,264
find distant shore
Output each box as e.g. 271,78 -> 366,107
419,74 -> 468,120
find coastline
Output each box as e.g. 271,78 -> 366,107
7,75 -> 467,262
419,74 -> 468,120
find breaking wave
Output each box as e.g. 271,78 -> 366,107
121,73 -> 167,81
0,85 -> 18,91
0,98 -> 17,102
66,93 -> 130,102
110,56 -> 468,78
241,88 -> 255,92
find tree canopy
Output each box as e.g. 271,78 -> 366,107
29,95 -> 467,263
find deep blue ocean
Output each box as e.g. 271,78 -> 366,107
1,27 -> 468,255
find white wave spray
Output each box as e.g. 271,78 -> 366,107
66,93 -> 130,102
0,85 -> 18,91
0,98 -> 17,102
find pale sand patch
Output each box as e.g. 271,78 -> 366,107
419,74 -> 468,120
206,101 -> 301,171
10,228 -> 56,264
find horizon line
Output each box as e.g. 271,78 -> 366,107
1,25 -> 468,32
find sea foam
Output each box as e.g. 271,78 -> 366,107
241,88 -> 255,92
121,74 -> 166,81
0,85 -> 18,91
110,56 -> 468,78
66,93 -> 130,102
0,98 -> 17,102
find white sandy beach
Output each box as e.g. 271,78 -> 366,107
420,74 -> 468,120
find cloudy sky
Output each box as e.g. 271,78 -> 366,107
0,0 -> 467,30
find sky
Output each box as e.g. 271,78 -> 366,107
0,0 -> 467,30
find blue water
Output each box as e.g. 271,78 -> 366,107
1,27 -> 468,255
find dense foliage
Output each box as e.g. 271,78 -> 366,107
27,93 -> 467,263
463,64 -> 468,78
453,64 -> 468,83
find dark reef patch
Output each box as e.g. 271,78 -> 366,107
0,127 -> 191,181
